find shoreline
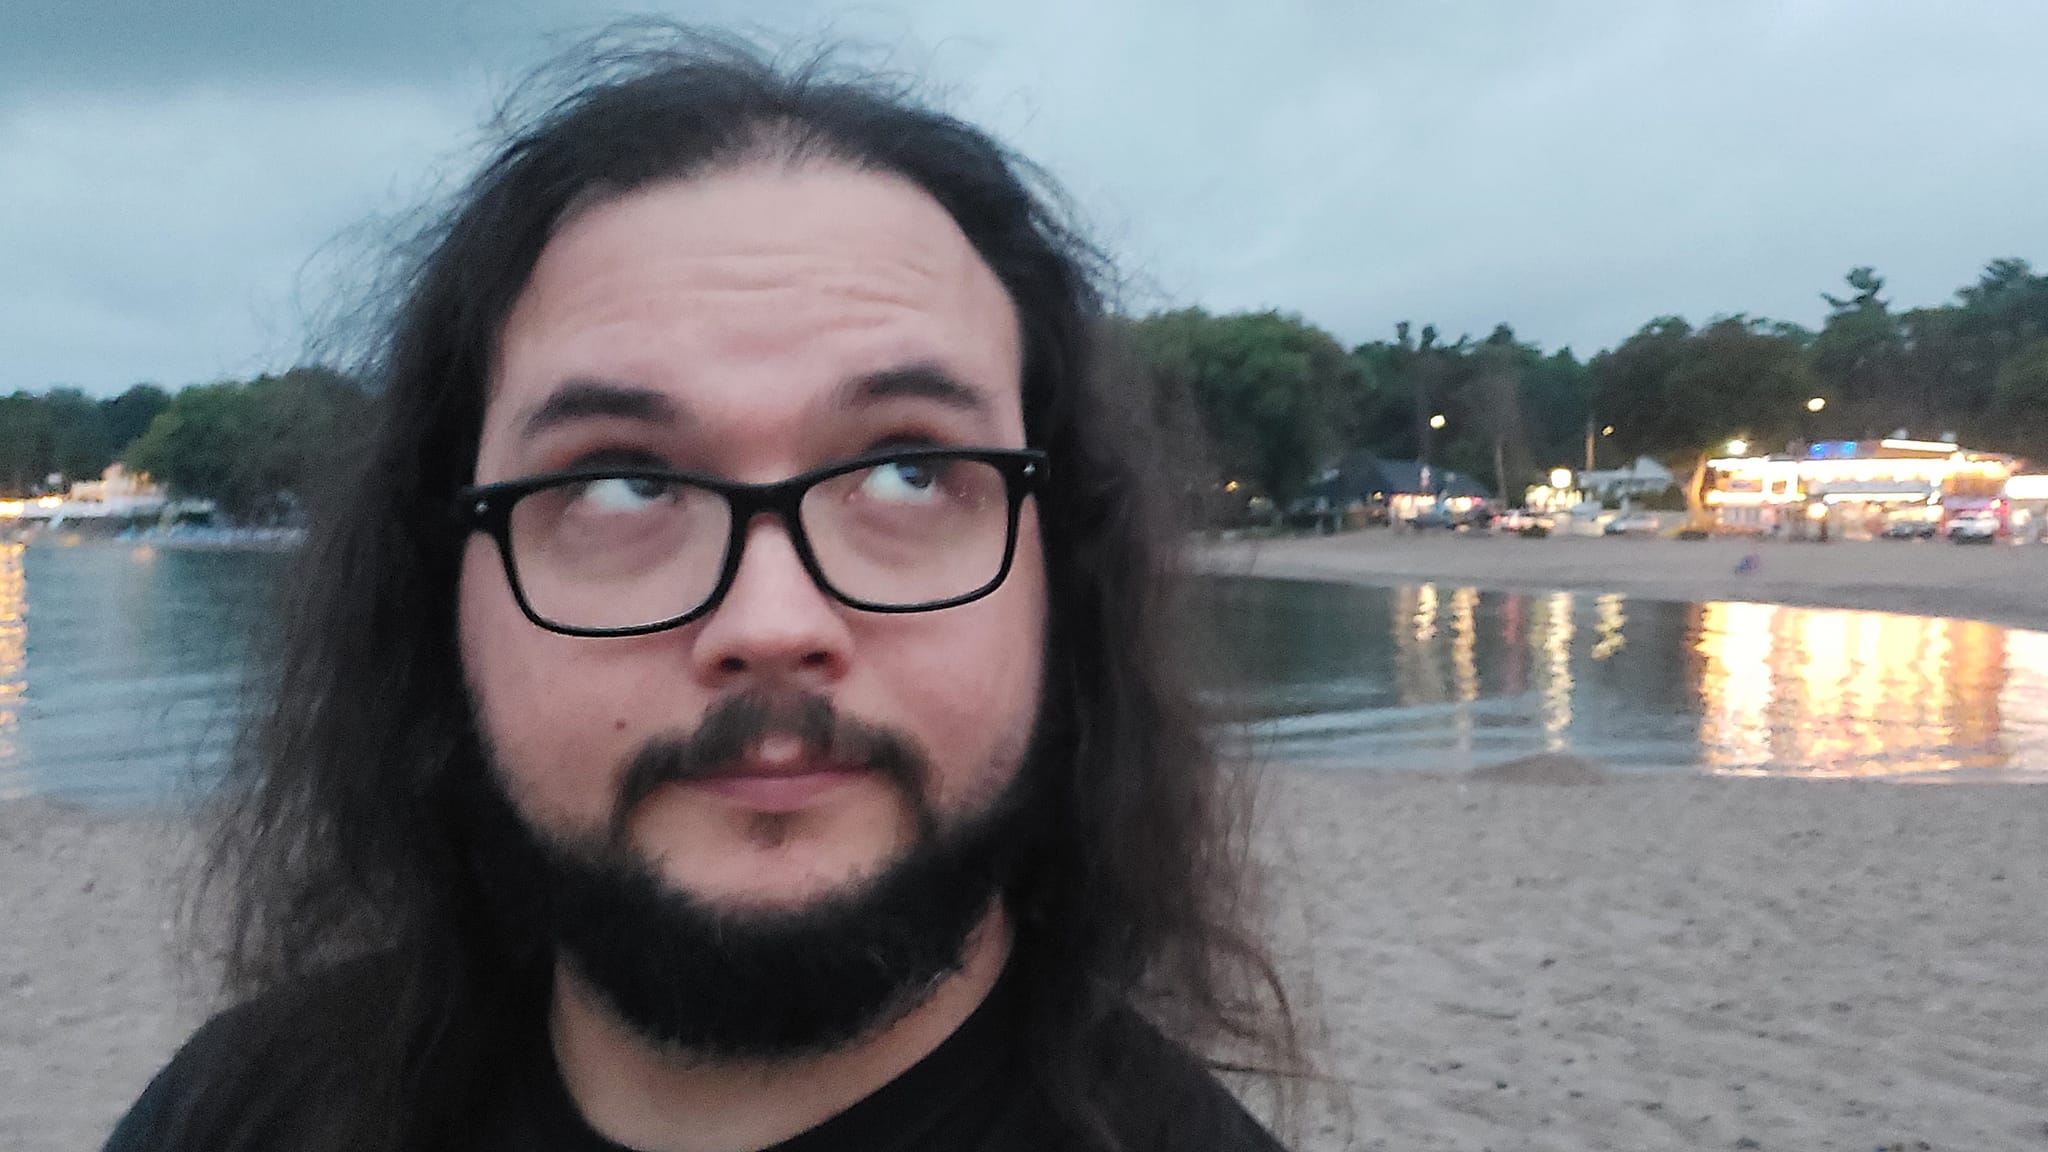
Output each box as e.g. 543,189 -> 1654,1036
1198,531 -> 2048,633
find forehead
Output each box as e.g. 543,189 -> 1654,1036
484,160 -> 1025,469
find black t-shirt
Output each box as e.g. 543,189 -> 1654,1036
105,959 -> 1288,1152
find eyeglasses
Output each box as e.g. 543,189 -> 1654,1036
455,447 -> 1047,637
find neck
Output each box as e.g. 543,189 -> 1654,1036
549,903 -> 1013,1152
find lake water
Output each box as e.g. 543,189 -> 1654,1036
3,542 -> 2045,806
0,541 -> 284,806
1202,576 -> 2048,781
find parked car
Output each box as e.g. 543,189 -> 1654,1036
1947,511 -> 2000,543
1494,509 -> 1554,537
1881,516 -> 1939,539
1407,508 -> 1457,530
1603,511 -> 1660,536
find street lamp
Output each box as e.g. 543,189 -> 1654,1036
1549,467 -> 1574,490
1806,397 -> 1826,413
1429,413 -> 1447,430
1602,425 -> 1615,436
1726,439 -> 1749,456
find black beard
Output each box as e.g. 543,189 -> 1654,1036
469,690 -> 1035,1062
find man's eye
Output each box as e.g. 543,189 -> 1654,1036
858,460 -> 944,504
573,476 -> 673,512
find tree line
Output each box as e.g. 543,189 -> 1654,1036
0,367 -> 367,522
4,257 -> 2044,521
1134,257 -> 2048,506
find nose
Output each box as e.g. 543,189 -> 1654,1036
689,512 -> 853,689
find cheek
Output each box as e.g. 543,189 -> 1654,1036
459,542 -> 631,829
890,532 -> 1047,808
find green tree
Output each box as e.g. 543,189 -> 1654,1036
1990,337 -> 2048,460
1129,308 -> 1360,504
0,393 -> 54,495
125,368 -> 367,521
1589,317 -> 1693,462
100,385 -> 172,456
1590,315 -> 1815,519
40,387 -> 116,485
1811,267 -> 1904,435
126,383 -> 260,514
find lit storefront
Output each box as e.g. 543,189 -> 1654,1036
1704,439 -> 2017,538
2008,473 -> 2048,539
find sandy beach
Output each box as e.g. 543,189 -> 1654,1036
1201,532 -> 2048,633
7,770 -> 2044,1152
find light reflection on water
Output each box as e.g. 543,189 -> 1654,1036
1694,602 -> 2034,778
1204,577 -> 2048,780
3,548 -> 2044,803
0,544 -> 27,800
1,541 -> 280,806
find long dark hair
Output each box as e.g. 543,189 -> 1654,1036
191,26 -> 1296,1151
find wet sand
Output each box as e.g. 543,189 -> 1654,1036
10,772 -> 2046,1152
1201,532 -> 2048,632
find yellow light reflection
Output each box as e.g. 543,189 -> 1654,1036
0,543 -> 27,801
1392,584 -> 1447,707
1592,593 -> 1627,661
2004,629 -> 2048,772
1451,586 -> 1480,704
1696,597 -> 2019,778
1540,591 -> 1574,749
1450,586 -> 1480,754
1412,583 -> 1439,647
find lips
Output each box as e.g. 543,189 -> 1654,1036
685,758 -> 871,813
607,693 -> 933,844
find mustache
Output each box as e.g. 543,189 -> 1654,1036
610,691 -> 933,844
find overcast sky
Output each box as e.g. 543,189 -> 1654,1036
6,0 -> 2046,395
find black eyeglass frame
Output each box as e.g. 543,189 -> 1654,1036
454,446 -> 1048,638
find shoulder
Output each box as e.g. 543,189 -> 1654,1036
1086,1008 -> 1291,1152
100,956 -> 416,1152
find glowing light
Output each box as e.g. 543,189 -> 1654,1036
34,496 -> 61,510
1223,480 -> 1240,493
1880,437 -> 1960,454
1726,439 -> 1749,456
1429,414 -> 1447,430
1451,586 -> 1480,708
1695,601 -> 2022,779
1601,425 -> 1615,436
1540,592 -> 1575,750
1549,467 -> 1574,490
1807,397 -> 1827,413
1806,503 -> 1829,521
1592,593 -> 1627,661
0,501 -> 21,519
0,544 -> 25,800
2008,475 -> 2048,501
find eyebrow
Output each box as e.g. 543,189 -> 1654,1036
515,362 -> 993,442
831,363 -> 993,417
518,379 -> 685,441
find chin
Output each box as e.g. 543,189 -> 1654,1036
650,829 -> 913,915
632,781 -> 918,909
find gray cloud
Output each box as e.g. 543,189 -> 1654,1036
5,0 -> 2046,394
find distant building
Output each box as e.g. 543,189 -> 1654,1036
1575,456 -> 1675,502
1306,450 -> 1493,523
4,464 -> 170,524
1706,438 -> 2015,537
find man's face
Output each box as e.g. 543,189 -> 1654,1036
459,162 -> 1046,918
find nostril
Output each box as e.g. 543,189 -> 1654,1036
799,650 -> 831,669
718,655 -> 748,674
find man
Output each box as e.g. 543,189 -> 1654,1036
107,30 -> 1297,1152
